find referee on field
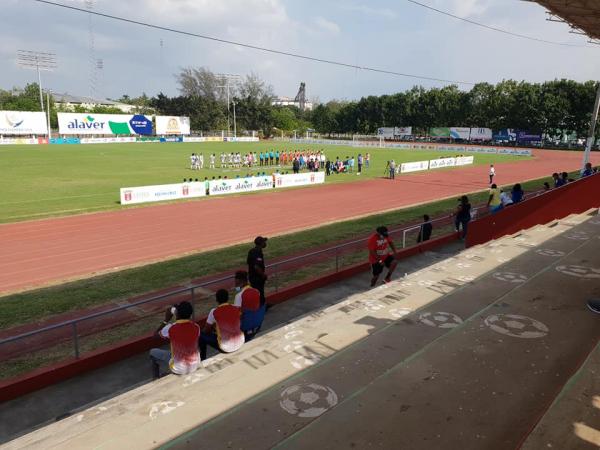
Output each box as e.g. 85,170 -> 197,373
247,236 -> 268,306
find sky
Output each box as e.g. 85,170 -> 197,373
1,0 -> 599,103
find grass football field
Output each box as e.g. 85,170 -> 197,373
0,141 -> 526,223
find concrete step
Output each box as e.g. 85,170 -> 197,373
164,216 -> 600,450
521,341 -> 600,450
5,217 -> 600,450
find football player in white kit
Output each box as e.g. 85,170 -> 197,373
209,153 -> 216,169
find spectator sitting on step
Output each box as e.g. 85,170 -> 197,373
417,214 -> 433,243
200,289 -> 245,360
561,172 -> 569,184
552,172 -> 565,188
233,271 -> 261,312
511,183 -> 524,204
487,184 -> 503,214
500,190 -> 513,207
543,182 -> 550,191
581,162 -> 594,178
150,301 -> 200,379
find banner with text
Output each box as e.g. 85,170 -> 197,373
274,172 -> 325,188
156,116 -> 191,135
455,156 -> 474,166
469,128 -> 492,140
450,127 -> 471,140
400,160 -> 429,173
58,113 -> 153,135
208,176 -> 273,196
80,137 -> 137,144
0,137 -> 43,145
429,157 -> 457,169
0,111 -> 48,135
120,182 -> 206,205
430,127 -> 450,138
377,127 -> 395,138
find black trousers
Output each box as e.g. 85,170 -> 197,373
250,277 -> 266,306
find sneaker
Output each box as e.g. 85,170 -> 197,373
587,298 -> 600,314
370,278 -> 377,287
383,276 -> 392,284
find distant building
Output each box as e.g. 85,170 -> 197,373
272,96 -> 313,111
53,93 -> 136,113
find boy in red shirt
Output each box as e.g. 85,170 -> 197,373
150,301 -> 201,379
368,226 -> 398,287
200,289 -> 245,360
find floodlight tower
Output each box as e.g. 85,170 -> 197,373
16,50 -> 57,112
85,0 -> 98,99
217,73 -> 242,137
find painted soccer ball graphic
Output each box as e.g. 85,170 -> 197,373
279,383 -> 338,418
485,314 -> 549,339
419,311 -> 463,329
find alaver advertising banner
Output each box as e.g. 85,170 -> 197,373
58,113 -> 153,135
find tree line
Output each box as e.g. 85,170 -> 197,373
1,69 -> 598,141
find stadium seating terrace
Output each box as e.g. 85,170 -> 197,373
4,203 -> 600,449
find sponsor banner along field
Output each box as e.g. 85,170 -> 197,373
208,176 -> 273,196
400,160 -> 429,173
58,113 -> 153,135
274,172 -> 326,188
120,182 -> 206,205
284,138 -> 532,156
155,116 -> 191,135
0,111 -> 47,135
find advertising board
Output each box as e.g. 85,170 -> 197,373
274,172 -> 325,188
208,176 -> 273,196
156,116 -> 191,135
400,160 -> 429,173
58,113 -> 153,135
120,182 -> 206,205
0,111 -> 48,135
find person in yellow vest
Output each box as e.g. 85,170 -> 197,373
487,183 -> 503,214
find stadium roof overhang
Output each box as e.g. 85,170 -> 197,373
527,0 -> 600,40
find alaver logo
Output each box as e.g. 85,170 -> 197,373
68,115 -> 105,130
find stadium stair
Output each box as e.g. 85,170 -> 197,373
3,210 -> 600,450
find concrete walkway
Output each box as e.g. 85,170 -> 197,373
0,241 -> 464,444
3,210 -> 599,449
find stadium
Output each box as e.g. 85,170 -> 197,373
0,0 -> 599,449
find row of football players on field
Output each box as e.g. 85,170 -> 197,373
189,150 -> 327,170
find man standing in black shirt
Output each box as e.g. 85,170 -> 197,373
417,215 -> 433,243
247,236 -> 268,306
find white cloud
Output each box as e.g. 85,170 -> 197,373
435,0 -> 489,18
342,4 -> 397,19
314,16 -> 341,35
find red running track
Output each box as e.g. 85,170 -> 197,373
0,149 -> 596,294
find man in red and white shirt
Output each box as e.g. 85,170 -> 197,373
233,271 -> 261,311
368,226 -> 399,287
200,289 -> 245,360
150,301 -> 201,379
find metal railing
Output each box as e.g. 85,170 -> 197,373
0,190 -> 545,364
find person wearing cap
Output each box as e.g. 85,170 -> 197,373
368,226 -> 399,287
150,301 -> 201,379
247,236 -> 268,306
